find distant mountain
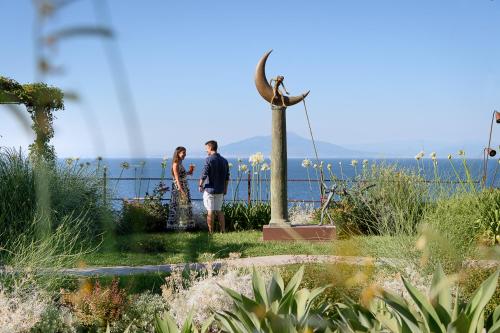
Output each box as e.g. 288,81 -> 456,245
220,132 -> 375,158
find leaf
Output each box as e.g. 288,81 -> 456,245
465,270 -> 499,333
402,275 -> 446,333
200,315 -> 214,333
380,290 -> 421,333
267,270 -> 284,304
180,309 -> 195,333
294,288 -> 310,322
252,266 -> 269,307
429,264 -> 452,312
155,312 -> 179,333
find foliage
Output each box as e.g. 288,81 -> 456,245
222,202 -> 271,231
155,311 -> 212,333
215,266 -> 331,332
110,292 -> 167,333
118,182 -> 169,234
0,76 -> 64,163
334,164 -> 429,236
31,303 -> 76,333
459,267 -> 500,319
475,189 -> 500,246
62,278 -> 128,329
0,148 -> 109,249
332,265 -> 500,333
422,194 -> 484,269
161,263 -> 260,329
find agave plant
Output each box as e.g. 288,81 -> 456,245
215,266 -> 332,332
154,310 -> 213,333
333,265 -> 500,333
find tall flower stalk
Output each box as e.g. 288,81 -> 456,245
459,150 -> 476,193
113,161 -> 130,193
301,159 -> 313,200
447,154 -> 466,193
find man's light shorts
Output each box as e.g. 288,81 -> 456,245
203,191 -> 224,211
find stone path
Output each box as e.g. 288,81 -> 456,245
60,255 -> 500,277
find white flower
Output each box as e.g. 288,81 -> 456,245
415,154 -> 421,161
162,155 -> 168,161
351,159 -> 358,167
261,163 -> 270,171
458,150 -> 465,156
120,161 -> 130,169
429,152 -> 437,160
362,159 -> 368,166
237,158 -> 243,163
313,163 -> 318,169
301,159 -> 311,168
238,164 -> 248,172
65,158 -> 74,166
228,163 -> 233,168
447,154 -> 452,160
249,152 -> 265,166
327,163 -> 332,170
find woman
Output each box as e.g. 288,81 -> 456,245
167,146 -> 195,229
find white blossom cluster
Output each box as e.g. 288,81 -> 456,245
162,266 -> 270,328
0,286 -> 48,333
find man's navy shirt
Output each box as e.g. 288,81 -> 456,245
200,153 -> 230,194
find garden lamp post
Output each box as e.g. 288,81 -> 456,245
482,110 -> 500,186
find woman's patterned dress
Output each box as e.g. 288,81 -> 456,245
167,163 -> 194,229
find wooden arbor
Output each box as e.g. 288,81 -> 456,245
0,76 -> 64,163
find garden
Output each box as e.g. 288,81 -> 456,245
1,2 -> 500,331
0,119 -> 499,331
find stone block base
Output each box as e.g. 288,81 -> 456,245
263,224 -> 336,241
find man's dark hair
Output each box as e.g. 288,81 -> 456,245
205,140 -> 218,152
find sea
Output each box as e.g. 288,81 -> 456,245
69,157 -> 499,208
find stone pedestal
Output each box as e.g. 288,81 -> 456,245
263,224 -> 336,241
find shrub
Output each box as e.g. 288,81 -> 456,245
110,292 -> 167,333
0,284 -> 48,333
222,202 -> 270,231
0,148 -> 110,248
316,164 -> 429,237
61,278 -> 128,329
475,189 -> 500,246
423,193 -> 483,269
118,182 -> 169,234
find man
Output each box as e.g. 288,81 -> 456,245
198,140 -> 229,233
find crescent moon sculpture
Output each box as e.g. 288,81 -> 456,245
254,49 -> 310,107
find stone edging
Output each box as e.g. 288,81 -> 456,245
59,255 -> 499,277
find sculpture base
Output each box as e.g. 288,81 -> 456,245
263,224 -> 336,242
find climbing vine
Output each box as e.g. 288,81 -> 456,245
0,76 -> 64,163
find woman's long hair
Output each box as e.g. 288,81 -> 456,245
171,146 -> 186,176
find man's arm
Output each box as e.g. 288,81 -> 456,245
223,160 -> 230,195
198,158 -> 210,191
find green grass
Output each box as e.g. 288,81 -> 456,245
80,231 -> 419,267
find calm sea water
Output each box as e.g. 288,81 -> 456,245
70,157 -> 498,207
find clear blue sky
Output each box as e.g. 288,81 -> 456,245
1,0 -> 500,157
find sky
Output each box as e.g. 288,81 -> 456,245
1,0 -> 500,158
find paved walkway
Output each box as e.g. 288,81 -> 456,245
60,255 -> 500,276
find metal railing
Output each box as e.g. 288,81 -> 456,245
101,169 -> 480,205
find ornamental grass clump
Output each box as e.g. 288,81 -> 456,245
222,201 -> 270,230
323,163 -> 429,237
0,148 -> 110,249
